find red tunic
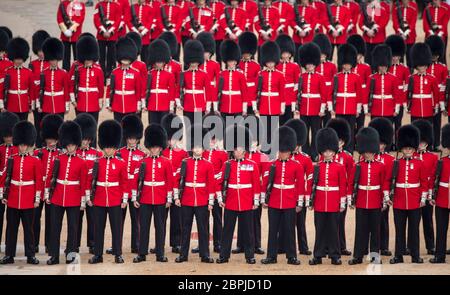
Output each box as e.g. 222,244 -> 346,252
117,147 -> 146,200
258,69 -> 286,115
218,69 -> 248,114
436,156 -> 450,209
39,67 -> 70,114
181,69 -> 212,112
276,61 -> 300,106
146,68 -> 176,112
332,71 -> 363,115
298,72 -> 327,116
345,0 -> 360,35
34,147 -> 60,201
1,66 -> 35,113
353,62 -> 372,107
254,5 -> 280,45
162,147 -> 189,177
57,0 -> 86,43
139,155 -> 174,205
423,3 -> 449,39
367,72 -> 402,117
159,4 -> 183,42
313,160 -> 347,212
427,62 -> 448,108
219,6 -> 247,39
408,73 -> 440,118
388,63 -> 409,105
273,1 -> 294,34
94,1 -> 122,41
325,3 -> 351,45
358,2 -> 390,44
392,2 -> 418,45
199,60 -> 220,104
292,151 -> 314,202
70,64 -> 105,113
203,148 -> 229,192
239,0 -> 258,31
354,160 -> 389,209
29,59 -> 50,100
0,144 -> 18,176
414,150 -> 438,197
393,157 -> 428,210
316,61 -> 337,107
291,4 -> 317,44
239,59 -> 260,106
126,3 -> 154,45
184,6 -> 215,36
210,0 -> 226,40
108,66 -> 142,113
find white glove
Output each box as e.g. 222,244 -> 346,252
64,29 -> 73,37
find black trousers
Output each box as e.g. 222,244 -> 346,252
148,110 -> 169,125
365,42 -> 382,67
63,41 -> 76,72
339,207 -> 348,251
421,202 -> 435,251
220,209 -> 255,259
211,200 -> 222,248
180,205 -> 210,258
336,114 -> 356,153
434,206 -> 450,260
169,205 -> 182,248
279,105 -> 293,126
260,115 -> 279,153
393,208 -> 421,258
33,202 -> 50,250
301,115 -> 321,159
296,206 -> 309,253
141,45 -> 149,66
0,203 -> 4,245
121,199 -> 140,251
139,204 -> 166,257
215,40 -> 223,64
393,106 -> 404,150
48,205 -> 80,257
98,40 -> 117,78
322,110 -> 331,128
267,208 -> 297,260
75,110 -> 99,148
433,112 -> 442,150
77,206 -> 95,248
406,44 -> 414,71
5,207 -> 35,258
380,208 -> 390,251
113,112 -> 135,123
184,111 -> 204,127
33,111 -> 43,148
411,116 -> 433,125
353,208 -> 381,258
356,110 -> 365,137
93,206 -> 123,256
313,211 -> 340,259
237,206 -> 262,250
13,112 -> 28,122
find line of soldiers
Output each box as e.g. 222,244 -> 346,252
0,106 -> 450,265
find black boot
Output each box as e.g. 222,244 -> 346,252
171,246 -> 181,254
389,256 -> 404,264
255,248 -> 265,255
411,257 -> 424,264
246,258 -> 256,264
331,258 -> 342,265
191,247 -> 200,254
380,249 -> 392,256
133,255 -> 146,263
427,249 -> 435,255
88,255 -> 103,264
216,257 -> 229,264
287,258 -> 301,265
231,247 -> 243,254
261,257 -> 277,264
149,248 -> 156,254
47,257 -> 59,265
429,257 -> 446,264
156,256 -> 168,262
348,257 -> 363,265
299,250 -> 312,255
115,255 -> 124,264
341,249 -> 352,256
88,247 -> 95,254
201,256 -> 214,263
106,247 -> 113,255
213,246 -> 221,254
175,255 -> 188,263
27,257 -> 39,265
309,257 -> 322,265
0,256 -> 14,264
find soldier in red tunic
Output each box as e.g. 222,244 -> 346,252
392,0 -> 417,68
0,30 -> 12,109
254,0 -> 281,51
326,0 -> 351,60
238,32 -> 260,115
0,112 -> 19,248
0,121 -> 42,265
158,0 -> 183,60
309,128 -> 346,265
133,124 -> 173,263
87,120 -> 129,264
218,0 -> 247,43
126,0 -> 153,63
348,127 -> 389,265
389,125 -> 427,264
46,121 -> 86,265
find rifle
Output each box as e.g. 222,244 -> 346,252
60,2 -> 73,28
224,7 -> 236,32
217,75 -> 224,112
145,72 -> 152,108
297,75 -> 303,108
221,161 -> 231,203
389,159 -> 399,201
74,65 -> 80,103
160,6 -> 172,31
39,73 -> 45,109
90,159 -> 99,202
433,158 -> 443,200
264,163 -> 276,204
189,7 -> 201,33
256,75 -> 263,110
395,0 -> 409,32
136,161 -> 146,203
309,164 -> 320,207
179,72 -> 185,106
109,74 -> 115,107
425,2 -> 439,33
178,159 -> 187,200
351,164 -> 361,206
2,158 -> 13,200
3,74 -> 10,109
407,75 -> 414,111
445,77 -> 450,110
48,158 -> 60,201
98,4 -> 112,30
257,1 -> 271,33
360,0 -> 376,31
131,5 -> 143,30
326,3 -> 339,32
293,1 -> 307,32
332,75 -> 338,110
368,77 -> 375,113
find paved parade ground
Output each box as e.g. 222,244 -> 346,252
0,0 -> 449,275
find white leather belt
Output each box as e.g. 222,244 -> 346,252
78,87 -> 98,92
302,93 -> 321,98
325,82 -> 332,86
115,90 -> 135,95
44,91 -> 64,96
439,182 -> 449,188
247,82 -> 255,87
0,78 -> 3,83
143,181 -> 166,187
128,174 -> 135,180
285,83 -> 295,88
214,172 -> 222,179
185,89 -> 204,94
57,179 -> 80,186
228,184 -> 252,189
336,93 -> 356,97
373,95 -> 393,99
398,86 -> 404,90
361,84 -> 366,88
11,180 -> 35,186
97,181 -> 119,187
358,185 -> 381,190
8,89 -> 28,95
316,186 -> 339,191
273,184 -> 295,189
150,89 -> 168,94
412,94 -> 432,99
222,90 -> 241,95
261,92 -> 279,96
396,183 -> 420,188
185,182 -> 206,188
211,81 -> 216,86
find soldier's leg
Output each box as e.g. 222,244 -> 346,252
254,205 -> 262,250
62,41 -> 72,71
422,202 -> 435,252
215,40 -> 222,64
279,106 -> 292,126
393,107 -> 404,150
169,205 -> 182,248
393,208 -> 407,258
48,204 -> 64,258
154,205 -> 167,258
98,40 -> 107,76
212,199 -> 222,251
138,204 -> 151,256
301,116 -> 312,156
433,112 -> 441,150
327,212 -> 341,260
353,208 -> 369,259
85,205 -> 95,249
310,116 -> 322,160
21,209 -> 36,258
76,210 -> 84,249
44,203 -> 51,250
195,206 -> 210,259
408,208 -> 421,259
66,207 -> 80,256
283,208 -> 297,260
33,111 -> 43,148
267,208 -> 282,259
380,207 -> 390,251
434,206 -> 449,260
0,202 -> 5,246
219,209 -> 238,259
33,202 -> 44,252
234,217 -> 244,251
106,41 -> 116,78
296,206 -> 309,253
141,45 -> 149,66
128,199 -> 140,252
5,207 -> 20,257
369,209 -> 381,255
241,210 -> 255,260
338,207 -> 349,252
313,211 -> 326,258
180,206 -> 194,258
109,206 -> 123,256
93,206 -> 107,257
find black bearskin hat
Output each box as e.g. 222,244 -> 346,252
242,115 -> 261,145
13,121 -> 36,147
338,43 -> 357,68
32,30 -> 50,55
372,44 -> 392,70
196,32 -> 215,55
347,34 -> 366,55
76,35 -> 99,62
144,124 -> 168,149
225,125 -> 252,152
189,123 -> 207,149
41,114 -> 64,141
369,117 -> 393,148
275,34 -> 295,56
183,40 -> 204,65
412,119 -> 433,147
74,113 -> 97,141
158,31 -> 178,59
312,33 -> 332,59
316,128 -> 339,154
116,36 -> 138,62
121,114 -> 143,140
238,32 -> 257,55
385,34 -> 406,57
425,35 -> 445,58
203,113 -> 224,141
161,113 -> 183,140
0,30 -> 9,52
278,126 -> 297,153
126,31 -> 142,54
7,37 -> 29,61
59,121 -> 82,148
298,42 -> 321,67
98,120 -> 122,149
356,127 -> 380,154
411,42 -> 432,68
441,124 -> 450,149
220,39 -> 241,63
42,37 -> 64,61
397,124 -> 420,150
260,41 -> 280,65
0,111 -> 19,139
147,39 -> 171,65
284,118 -> 307,147
326,118 -> 351,145
0,27 -> 12,39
